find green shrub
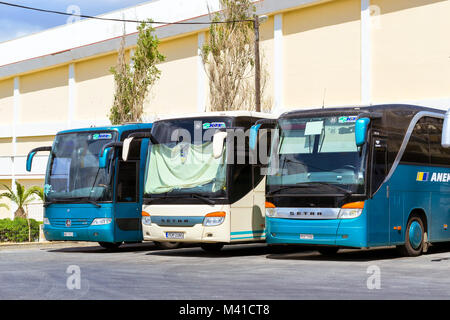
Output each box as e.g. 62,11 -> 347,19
0,218 -> 42,242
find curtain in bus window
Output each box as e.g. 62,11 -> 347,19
145,142 -> 226,194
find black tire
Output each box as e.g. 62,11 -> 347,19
317,247 -> 339,256
397,215 -> 424,257
154,241 -> 181,250
98,242 -> 122,250
200,243 -> 224,253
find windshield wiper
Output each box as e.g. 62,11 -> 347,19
177,193 -> 216,205
191,194 -> 215,205
145,193 -> 216,205
268,182 -> 353,198
302,182 -> 353,197
44,198 -> 101,208
267,185 -> 309,195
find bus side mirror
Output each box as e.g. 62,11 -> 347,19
122,137 -> 134,162
26,152 -> 36,172
99,147 -> 112,168
213,131 -> 228,159
26,146 -> 52,172
250,119 -> 277,151
98,141 -> 123,168
249,124 -> 262,151
122,132 -> 154,161
355,118 -> 371,146
442,109 -> 450,148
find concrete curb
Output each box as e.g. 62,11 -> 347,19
0,241 -> 94,249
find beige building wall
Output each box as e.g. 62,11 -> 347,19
0,78 -> 14,126
0,138 -> 13,155
16,136 -> 55,157
75,53 -> 117,122
145,34 -> 199,118
371,0 -> 450,103
20,66 -> 69,124
283,0 -> 362,109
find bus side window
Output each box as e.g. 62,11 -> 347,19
117,161 -> 138,202
428,118 -> 450,166
401,118 -> 430,165
371,137 -> 387,195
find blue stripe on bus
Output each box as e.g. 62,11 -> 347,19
231,234 -> 266,240
230,229 -> 265,235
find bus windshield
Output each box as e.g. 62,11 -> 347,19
267,115 -> 366,194
45,131 -> 117,202
144,118 -> 229,198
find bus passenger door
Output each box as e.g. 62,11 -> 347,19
389,191 -> 403,244
114,160 -> 142,242
252,165 -> 266,237
367,135 -> 390,246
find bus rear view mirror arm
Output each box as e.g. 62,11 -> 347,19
255,118 -> 277,126
99,142 -> 123,168
26,146 -> 52,172
356,112 -> 382,120
441,108 -> 450,148
122,132 -> 155,162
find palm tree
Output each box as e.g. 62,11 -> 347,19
0,182 -> 43,242
30,186 -> 45,203
0,182 -> 41,219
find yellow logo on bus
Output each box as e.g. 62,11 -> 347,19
416,172 -> 429,181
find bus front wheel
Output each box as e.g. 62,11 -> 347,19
397,215 -> 424,257
98,242 -> 122,250
200,243 -> 224,253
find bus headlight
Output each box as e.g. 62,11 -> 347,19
43,218 -> 50,225
265,202 -> 277,217
338,201 -> 364,219
91,218 -> 112,225
203,212 -> 226,226
142,211 -> 152,225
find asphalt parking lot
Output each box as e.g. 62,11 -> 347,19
0,241 -> 449,300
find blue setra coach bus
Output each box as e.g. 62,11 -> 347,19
26,123 -> 153,249
251,104 -> 450,256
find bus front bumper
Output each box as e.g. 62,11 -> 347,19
43,224 -> 115,243
266,216 -> 367,248
143,223 -> 230,243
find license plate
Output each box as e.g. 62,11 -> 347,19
64,232 -> 74,237
166,232 -> 184,239
300,234 -> 314,240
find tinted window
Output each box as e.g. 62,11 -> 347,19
370,136 -> 387,195
427,117 -> 450,166
401,118 -> 429,165
117,161 -> 138,202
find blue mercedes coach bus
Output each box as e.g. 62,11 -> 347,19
26,124 -> 153,250
252,104 -> 450,256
